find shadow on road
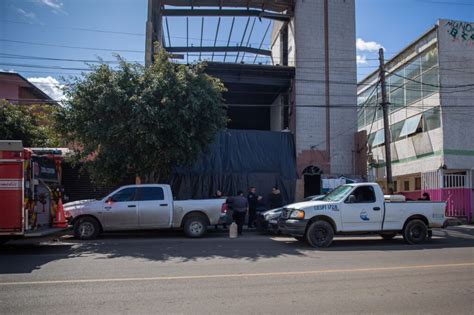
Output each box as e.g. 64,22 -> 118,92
1,227 -> 472,275
0,229 -> 303,274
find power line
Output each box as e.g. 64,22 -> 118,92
0,53 -> 143,64
0,39 -> 144,54
387,70 -> 474,89
0,19 -> 145,36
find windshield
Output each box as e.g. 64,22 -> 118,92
321,185 -> 353,202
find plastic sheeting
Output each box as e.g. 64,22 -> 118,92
170,130 -> 297,206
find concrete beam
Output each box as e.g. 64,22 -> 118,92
162,9 -> 291,21
165,46 -> 272,56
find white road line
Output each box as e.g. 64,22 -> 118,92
1,262 -> 473,286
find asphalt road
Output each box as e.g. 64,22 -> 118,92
1,226 -> 473,314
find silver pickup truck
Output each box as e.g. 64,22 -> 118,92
63,184 -> 226,240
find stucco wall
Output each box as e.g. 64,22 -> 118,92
438,19 -> 474,170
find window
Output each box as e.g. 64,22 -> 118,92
405,58 -> 421,80
350,186 -> 376,203
404,181 -> 410,191
357,110 -> 365,129
136,187 -> 164,201
415,177 -> 421,190
421,48 -> 438,72
393,180 -> 398,192
111,188 -> 137,202
389,86 -> 405,111
372,129 -> 385,147
422,67 -> 439,97
390,120 -> 405,142
399,114 -> 422,138
405,79 -> 422,105
368,132 -> 376,146
322,185 -> 353,202
424,107 -> 441,131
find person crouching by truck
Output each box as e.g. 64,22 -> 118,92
231,191 -> 248,236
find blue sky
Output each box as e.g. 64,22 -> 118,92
0,0 -> 473,100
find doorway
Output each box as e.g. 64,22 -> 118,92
302,165 -> 323,197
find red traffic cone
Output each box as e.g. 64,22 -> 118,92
53,199 -> 68,228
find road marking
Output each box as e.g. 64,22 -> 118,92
0,262 -> 473,286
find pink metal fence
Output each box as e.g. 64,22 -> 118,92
399,188 -> 472,221
421,171 -> 473,222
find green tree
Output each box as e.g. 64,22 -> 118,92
0,100 -> 62,147
59,49 -> 227,185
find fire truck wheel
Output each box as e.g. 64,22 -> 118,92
74,217 -> 100,240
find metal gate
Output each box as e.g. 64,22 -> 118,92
422,170 -> 472,221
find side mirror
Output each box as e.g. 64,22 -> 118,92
346,195 -> 356,203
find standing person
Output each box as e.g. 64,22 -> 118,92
231,190 -> 248,236
269,186 -> 284,209
247,187 -> 258,228
213,189 -> 223,199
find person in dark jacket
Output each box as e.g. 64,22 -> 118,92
231,190 -> 248,236
247,187 -> 258,228
418,192 -> 431,201
269,187 -> 284,209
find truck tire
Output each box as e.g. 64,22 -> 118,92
403,219 -> 428,245
73,216 -> 101,240
380,232 -> 397,240
306,221 -> 334,248
183,214 -> 208,238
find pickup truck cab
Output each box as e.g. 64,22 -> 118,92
63,184 -> 226,240
278,183 -> 446,247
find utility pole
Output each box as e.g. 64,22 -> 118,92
378,48 -> 393,192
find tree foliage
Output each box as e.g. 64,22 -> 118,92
0,100 -> 62,147
59,49 -> 227,185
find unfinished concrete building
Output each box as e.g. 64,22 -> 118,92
146,0 -> 360,199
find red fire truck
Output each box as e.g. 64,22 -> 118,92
0,140 -> 68,245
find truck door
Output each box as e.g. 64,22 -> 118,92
0,161 -> 24,234
102,187 -> 139,229
340,186 -> 383,231
136,186 -> 171,228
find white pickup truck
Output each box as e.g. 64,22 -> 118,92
63,184 -> 226,240
278,183 -> 447,247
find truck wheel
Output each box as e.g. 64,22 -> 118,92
183,214 -> 208,238
380,232 -> 397,240
403,219 -> 427,245
306,221 -> 334,248
73,217 -> 101,240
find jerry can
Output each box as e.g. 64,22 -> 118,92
229,222 -> 238,238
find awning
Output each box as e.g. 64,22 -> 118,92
372,129 -> 385,147
399,114 -> 422,138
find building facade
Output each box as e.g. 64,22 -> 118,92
0,72 -> 53,105
270,0 -> 359,198
357,19 -> 474,221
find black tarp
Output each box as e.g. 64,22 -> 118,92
170,129 -> 297,206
